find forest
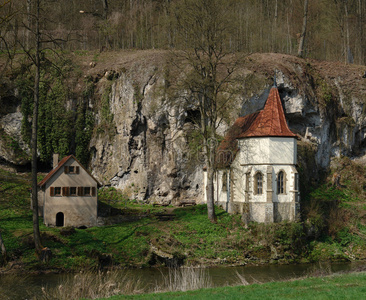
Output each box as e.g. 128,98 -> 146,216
0,0 -> 365,65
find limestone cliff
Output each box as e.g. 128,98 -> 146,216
1,52 -> 366,203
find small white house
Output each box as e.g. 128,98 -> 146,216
37,154 -> 99,227
204,84 -> 300,223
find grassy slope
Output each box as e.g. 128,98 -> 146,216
106,272 -> 366,300
1,161 -> 366,271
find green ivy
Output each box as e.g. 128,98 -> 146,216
16,53 -> 98,166
75,103 -> 94,166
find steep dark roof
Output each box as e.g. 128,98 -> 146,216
216,86 -> 296,168
38,155 -> 100,187
238,87 -> 296,138
216,112 -> 259,169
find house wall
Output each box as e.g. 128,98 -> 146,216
41,158 -> 98,227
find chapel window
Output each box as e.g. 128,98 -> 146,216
294,173 -> 299,191
254,172 -> 263,195
277,171 -> 286,194
222,172 -> 227,191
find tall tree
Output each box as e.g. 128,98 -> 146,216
0,232 -> 6,265
102,0 -> 109,19
298,0 -> 309,57
30,0 -> 43,254
172,0 -> 239,222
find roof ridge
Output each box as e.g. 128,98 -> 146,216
38,155 -> 100,187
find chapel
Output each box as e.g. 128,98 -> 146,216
204,81 -> 300,223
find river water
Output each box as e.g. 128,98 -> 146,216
0,261 -> 364,299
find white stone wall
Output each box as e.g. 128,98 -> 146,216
204,137 -> 299,223
238,137 -> 296,165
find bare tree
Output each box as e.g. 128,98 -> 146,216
172,0 -> 239,222
298,0 -> 309,57
30,0 -> 43,254
0,232 -> 6,265
102,0 -> 108,19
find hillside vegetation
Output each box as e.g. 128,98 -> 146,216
1,157 -> 366,271
1,0 -> 366,64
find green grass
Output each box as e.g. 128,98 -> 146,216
104,272 -> 366,300
1,167 -> 366,271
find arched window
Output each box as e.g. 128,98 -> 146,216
277,171 -> 286,194
222,171 -> 227,191
254,172 -> 263,195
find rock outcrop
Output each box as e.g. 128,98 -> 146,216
1,52 -> 366,203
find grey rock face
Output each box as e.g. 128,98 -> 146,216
1,53 -> 366,203
89,66 -> 204,203
88,62 -> 366,203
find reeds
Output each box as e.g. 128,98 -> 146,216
40,266 -> 254,299
40,270 -> 141,300
156,266 -> 213,293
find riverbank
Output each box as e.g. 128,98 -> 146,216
1,165 -> 366,273
103,270 -> 366,300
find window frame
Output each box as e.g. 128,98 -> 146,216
222,171 -> 227,192
64,166 -> 79,174
254,172 -> 263,195
54,187 -> 61,196
69,186 -> 77,196
277,170 -> 286,195
84,187 -> 91,196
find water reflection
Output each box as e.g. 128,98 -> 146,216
0,261 -> 364,299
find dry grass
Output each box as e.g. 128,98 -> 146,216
40,270 -> 141,300
0,274 -> 29,300
234,271 -> 250,286
155,266 -> 213,293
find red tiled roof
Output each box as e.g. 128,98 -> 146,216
38,155 -> 100,187
238,87 -> 296,138
216,112 -> 259,169
215,86 -> 296,168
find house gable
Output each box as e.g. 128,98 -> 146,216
38,155 -> 98,227
38,155 -> 100,188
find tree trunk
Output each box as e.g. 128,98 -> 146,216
0,232 -> 6,264
26,0 -> 32,50
297,0 -> 309,57
344,1 -> 352,64
31,0 -> 43,255
206,165 -> 217,223
102,0 -> 108,20
358,0 -> 364,64
204,128 -> 217,223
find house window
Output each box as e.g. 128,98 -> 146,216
254,172 -> 263,195
54,187 -> 61,196
70,187 -> 77,196
50,187 -> 63,196
84,187 -> 91,196
277,171 -> 286,194
64,166 -> 79,174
